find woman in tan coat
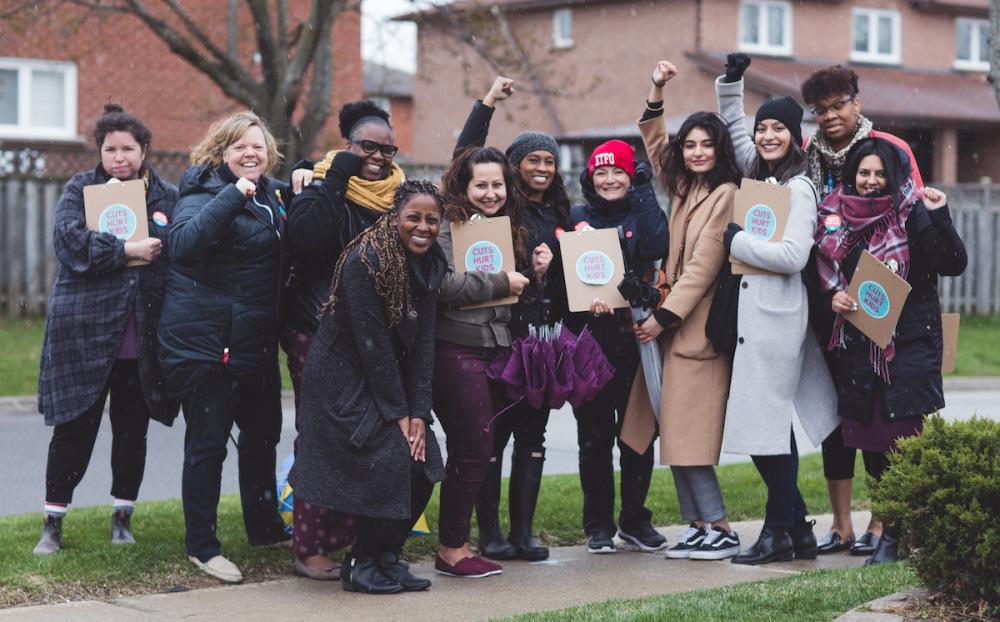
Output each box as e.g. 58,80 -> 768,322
634,61 -> 742,561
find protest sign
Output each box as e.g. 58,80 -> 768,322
730,178 -> 791,276
84,179 -> 149,266
450,216 -> 519,309
559,227 -> 628,313
845,250 -> 912,349
941,313 -> 960,374
620,366 -> 657,454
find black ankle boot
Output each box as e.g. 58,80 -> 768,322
111,509 -> 136,545
864,527 -> 900,566
341,555 -> 404,594
732,526 -> 794,565
33,514 -> 63,556
791,519 -> 817,559
476,456 -> 517,560
507,448 -> 549,561
379,552 -> 430,591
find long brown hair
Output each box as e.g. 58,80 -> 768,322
441,146 -> 529,265
659,112 -> 741,203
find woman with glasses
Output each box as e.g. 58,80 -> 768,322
282,100 -> 405,580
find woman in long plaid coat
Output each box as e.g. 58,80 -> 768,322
34,104 -> 178,556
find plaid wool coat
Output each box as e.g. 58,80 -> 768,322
37,165 -> 180,426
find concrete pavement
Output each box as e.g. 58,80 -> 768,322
0,512 -> 877,622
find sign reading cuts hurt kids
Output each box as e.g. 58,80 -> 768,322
465,241 -> 503,274
845,250 -> 912,349
744,204 -> 777,241
83,178 -> 150,266
450,215 -> 518,309
730,179 -> 790,276
577,251 -> 615,285
560,227 -> 627,313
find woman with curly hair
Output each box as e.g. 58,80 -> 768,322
282,100 -> 404,579
290,181 -> 448,594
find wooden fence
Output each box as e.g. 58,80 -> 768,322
1,176 -> 998,316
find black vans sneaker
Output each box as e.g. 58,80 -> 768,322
689,526 -> 740,560
618,524 -> 668,552
586,530 -> 616,554
664,523 -> 707,559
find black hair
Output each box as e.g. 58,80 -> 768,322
659,112 -> 742,202
338,99 -> 392,141
746,137 -> 807,184
841,137 -> 912,208
93,102 -> 152,152
800,65 -> 860,105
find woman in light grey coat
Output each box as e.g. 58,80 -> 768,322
714,56 -> 838,566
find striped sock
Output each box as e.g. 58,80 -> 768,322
43,503 -> 68,518
112,499 -> 135,514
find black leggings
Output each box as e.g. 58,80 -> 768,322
45,360 -> 150,504
352,462 -> 436,558
821,425 -> 891,482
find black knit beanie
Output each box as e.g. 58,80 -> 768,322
505,131 -> 559,167
754,97 -> 803,146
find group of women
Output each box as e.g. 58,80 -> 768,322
35,53 -> 966,594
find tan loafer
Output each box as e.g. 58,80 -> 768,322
189,555 -> 243,583
293,558 -> 341,581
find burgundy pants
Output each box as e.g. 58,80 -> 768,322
282,329 -> 356,558
433,340 -> 508,548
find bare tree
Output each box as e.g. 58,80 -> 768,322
992,0 -> 1000,110
59,0 -> 360,173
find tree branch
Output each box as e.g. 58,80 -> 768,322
245,0 -> 281,92
297,19 -> 334,156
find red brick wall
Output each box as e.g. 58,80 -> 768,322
389,96 -> 415,158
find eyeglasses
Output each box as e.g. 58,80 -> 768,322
351,139 -> 399,157
810,96 -> 855,117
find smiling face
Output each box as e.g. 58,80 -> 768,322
517,150 -> 556,201
682,127 -> 717,180
855,154 -> 887,195
814,92 -> 860,150
101,131 -> 146,181
592,166 -> 630,202
754,119 -> 792,165
397,194 -> 441,255
466,162 -> 507,216
348,122 -> 396,181
224,125 -> 269,182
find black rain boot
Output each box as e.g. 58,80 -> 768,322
507,448 -> 549,561
864,526 -> 900,566
33,514 -> 63,555
379,552 -> 431,592
341,554 -> 404,594
111,508 -> 136,545
732,525 -> 794,565
475,456 -> 517,560
791,519 -> 818,560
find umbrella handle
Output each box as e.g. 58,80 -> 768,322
483,396 -> 526,432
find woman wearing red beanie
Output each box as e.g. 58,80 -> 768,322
567,139 -> 670,554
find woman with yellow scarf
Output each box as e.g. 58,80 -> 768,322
283,100 -> 404,581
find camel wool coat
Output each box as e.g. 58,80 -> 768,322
635,115 -> 734,466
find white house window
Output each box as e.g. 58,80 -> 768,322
739,1 -> 792,56
552,8 -> 573,49
850,8 -> 901,64
955,18 -> 990,71
0,58 -> 77,140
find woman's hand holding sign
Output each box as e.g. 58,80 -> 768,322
124,237 -> 162,262
832,291 -> 858,314
507,271 -> 529,296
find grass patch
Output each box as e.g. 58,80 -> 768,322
0,318 -> 45,396
951,314 -> 1000,376
495,562 -> 919,622
0,452 -> 868,608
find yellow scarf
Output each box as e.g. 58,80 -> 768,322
312,149 -> 404,213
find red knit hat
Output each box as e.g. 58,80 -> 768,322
587,139 -> 635,178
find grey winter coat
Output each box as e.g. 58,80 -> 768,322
288,244 -> 447,520
716,77 -> 839,455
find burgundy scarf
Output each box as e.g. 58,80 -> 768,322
814,180 -> 919,382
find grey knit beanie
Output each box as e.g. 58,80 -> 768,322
505,131 -> 559,167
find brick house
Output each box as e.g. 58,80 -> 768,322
0,2 -> 363,182
401,0 -> 1000,184
364,61 -> 415,158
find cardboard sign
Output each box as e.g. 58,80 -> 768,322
730,178 -> 791,276
620,366 -> 657,454
941,313 -> 960,374
844,250 -> 912,349
559,227 -> 628,313
84,179 -> 149,266
450,216 -> 519,309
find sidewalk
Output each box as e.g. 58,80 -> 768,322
0,512 -> 876,622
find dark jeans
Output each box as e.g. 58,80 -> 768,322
181,364 -> 286,561
821,425 -> 892,482
433,341 -> 505,548
352,462 -> 435,558
751,432 -> 808,528
493,400 -> 549,457
572,352 -> 654,536
45,360 -> 150,504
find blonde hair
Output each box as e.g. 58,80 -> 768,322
190,111 -> 281,174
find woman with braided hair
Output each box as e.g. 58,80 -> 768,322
289,180 -> 448,594
283,99 -> 403,579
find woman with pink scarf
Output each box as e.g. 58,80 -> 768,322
813,137 -> 966,566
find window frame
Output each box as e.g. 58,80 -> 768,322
954,17 -> 990,71
0,57 -> 78,141
552,8 -> 573,50
849,8 -> 902,65
737,0 -> 793,57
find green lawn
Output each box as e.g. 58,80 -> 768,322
1,452 -> 871,609
950,314 -> 1000,376
496,562 -> 918,622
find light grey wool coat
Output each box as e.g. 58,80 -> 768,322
715,76 -> 839,456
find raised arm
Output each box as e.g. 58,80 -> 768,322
454,77 -> 514,156
286,151 -> 362,263
715,77 -> 756,175
169,180 -> 250,264
909,188 -> 967,277
729,177 -> 817,274
637,61 -> 677,179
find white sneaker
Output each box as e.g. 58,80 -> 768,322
189,555 -> 244,583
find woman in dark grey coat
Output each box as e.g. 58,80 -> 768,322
290,181 -> 448,595
35,104 -> 178,555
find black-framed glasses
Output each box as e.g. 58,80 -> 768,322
351,139 -> 398,157
810,96 -> 855,117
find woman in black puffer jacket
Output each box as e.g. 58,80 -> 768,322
158,111 -> 289,584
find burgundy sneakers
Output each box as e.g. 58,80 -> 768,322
434,554 -> 503,578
